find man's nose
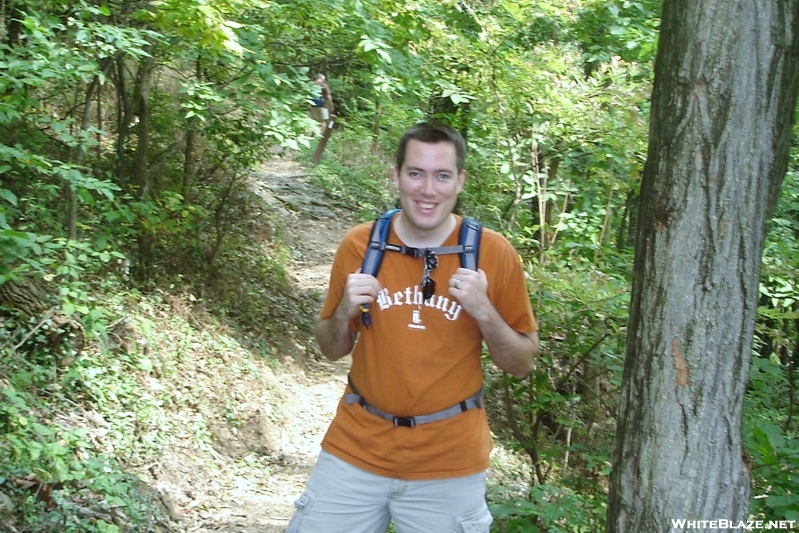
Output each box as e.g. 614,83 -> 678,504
420,176 -> 435,195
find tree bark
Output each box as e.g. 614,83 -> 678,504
131,54 -> 155,280
607,0 -> 799,531
67,71 -> 106,240
372,97 -> 382,153
132,55 -> 154,200
115,53 -> 134,188
183,56 -> 203,205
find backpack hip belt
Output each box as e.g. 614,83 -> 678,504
345,374 -> 484,428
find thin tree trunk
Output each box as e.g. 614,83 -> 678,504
531,144 -> 547,265
183,55 -> 203,205
132,55 -> 154,199
183,127 -> 196,204
66,74 -> 102,240
115,53 -> 133,188
607,1 -> 799,531
372,98 -> 382,153
597,186 -> 614,247
616,189 -> 638,251
206,174 -> 240,268
786,305 -> 799,432
132,53 -> 155,280
96,77 -> 103,162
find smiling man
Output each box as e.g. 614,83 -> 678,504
285,121 -> 540,533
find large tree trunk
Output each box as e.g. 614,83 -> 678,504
607,1 -> 799,531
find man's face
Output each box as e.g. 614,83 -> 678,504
393,139 -> 466,235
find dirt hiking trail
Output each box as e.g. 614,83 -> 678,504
177,159 -> 356,533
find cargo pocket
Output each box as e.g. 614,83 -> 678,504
456,507 -> 493,533
285,489 -> 315,533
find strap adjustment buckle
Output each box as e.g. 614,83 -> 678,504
393,416 -> 416,428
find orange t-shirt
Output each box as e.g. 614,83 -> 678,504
320,214 -> 538,480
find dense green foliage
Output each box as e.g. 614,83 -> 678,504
1,0 -> 797,530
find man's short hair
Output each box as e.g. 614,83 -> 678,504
395,121 -> 467,173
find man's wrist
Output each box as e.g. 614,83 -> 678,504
333,303 -> 354,324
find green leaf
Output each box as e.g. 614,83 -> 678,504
0,189 -> 18,206
32,422 -> 53,437
29,443 -> 42,461
766,493 -> 799,509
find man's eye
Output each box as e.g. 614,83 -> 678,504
438,174 -> 451,181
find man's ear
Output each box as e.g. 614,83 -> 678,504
392,166 -> 401,189
457,169 -> 467,193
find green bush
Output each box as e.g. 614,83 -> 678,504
0,366 -> 172,532
490,483 -> 606,533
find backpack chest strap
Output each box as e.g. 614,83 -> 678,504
344,374 -> 484,428
376,243 -> 466,258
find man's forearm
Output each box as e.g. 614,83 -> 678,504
314,312 -> 356,361
475,306 -> 538,379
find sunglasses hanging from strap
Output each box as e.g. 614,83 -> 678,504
383,245 -> 459,301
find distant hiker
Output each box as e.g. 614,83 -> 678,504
309,73 -> 333,131
285,121 -> 540,533
312,73 -> 331,108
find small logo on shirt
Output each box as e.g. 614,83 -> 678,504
409,309 -> 425,330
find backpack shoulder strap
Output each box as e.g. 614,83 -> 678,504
361,209 -> 400,277
459,218 -> 482,270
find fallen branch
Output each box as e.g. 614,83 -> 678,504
11,308 -> 56,352
0,518 -> 20,533
73,505 -> 114,523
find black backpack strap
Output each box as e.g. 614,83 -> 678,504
459,217 -> 482,270
360,209 -> 399,328
362,209 -> 400,276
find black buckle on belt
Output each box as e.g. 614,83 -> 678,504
393,416 -> 416,428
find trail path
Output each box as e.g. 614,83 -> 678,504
180,159 -> 357,533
